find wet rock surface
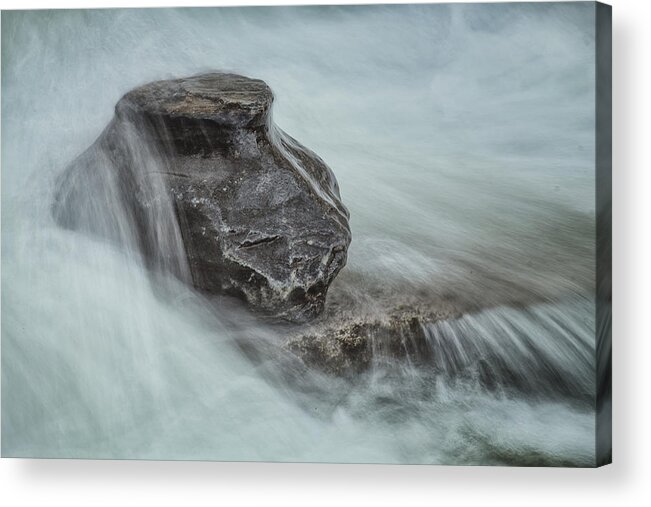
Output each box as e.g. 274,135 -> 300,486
54,73 -> 351,322
280,281 -> 591,403
284,309 -> 439,377
282,283 -> 462,377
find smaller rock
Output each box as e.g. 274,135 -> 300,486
284,301 -> 459,377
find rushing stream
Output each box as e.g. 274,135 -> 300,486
2,4 -> 598,465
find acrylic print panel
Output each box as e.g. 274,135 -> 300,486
1,2 -> 611,466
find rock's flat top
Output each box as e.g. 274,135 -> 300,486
119,73 -> 274,125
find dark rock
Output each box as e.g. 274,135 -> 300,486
53,73 -> 351,322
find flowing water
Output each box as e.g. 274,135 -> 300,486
2,4 -> 598,465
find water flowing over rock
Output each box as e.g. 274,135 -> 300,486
53,73 -> 351,322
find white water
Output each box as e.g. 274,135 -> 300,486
2,4 -> 597,465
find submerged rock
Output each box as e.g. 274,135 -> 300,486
284,310 -> 435,377
282,284 -> 463,377
53,73 -> 351,322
